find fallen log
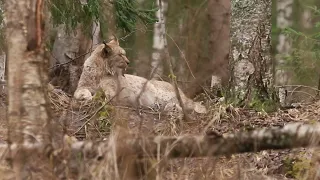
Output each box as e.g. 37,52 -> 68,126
1,123 -> 319,159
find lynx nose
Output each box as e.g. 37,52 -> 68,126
124,56 -> 130,65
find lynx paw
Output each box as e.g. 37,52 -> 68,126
74,89 -> 93,101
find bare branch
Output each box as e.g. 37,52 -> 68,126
1,123 -> 320,159
49,49 -> 95,70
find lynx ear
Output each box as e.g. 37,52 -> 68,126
108,34 -> 119,45
103,40 -> 113,55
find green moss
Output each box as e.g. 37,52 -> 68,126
92,89 -> 113,133
224,87 -> 280,113
308,119 -> 318,124
249,98 -> 279,113
283,154 -> 312,179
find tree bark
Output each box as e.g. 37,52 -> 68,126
208,0 -> 231,87
151,0 -> 168,79
230,0 -> 273,105
49,24 -> 91,94
184,0 -> 231,97
5,0 -> 51,178
0,52 -> 5,91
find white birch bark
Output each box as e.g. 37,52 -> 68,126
0,53 -> 5,83
0,53 -> 5,95
4,0 -> 52,177
151,0 -> 168,79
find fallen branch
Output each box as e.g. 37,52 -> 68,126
1,123 -> 320,160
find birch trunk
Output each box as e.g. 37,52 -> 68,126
151,0 -> 168,79
0,52 -> 5,84
231,0 -> 273,104
0,53 -> 5,97
5,0 -> 51,177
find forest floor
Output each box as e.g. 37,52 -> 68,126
0,87 -> 320,179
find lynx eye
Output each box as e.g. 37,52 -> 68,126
120,49 -> 126,55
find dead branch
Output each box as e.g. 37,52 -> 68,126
72,87 -> 125,135
1,123 -> 320,160
49,49 -> 95,69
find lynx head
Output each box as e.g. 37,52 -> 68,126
102,37 -> 130,76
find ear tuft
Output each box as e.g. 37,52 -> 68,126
108,34 -> 119,45
103,41 -> 112,55
103,40 -> 107,46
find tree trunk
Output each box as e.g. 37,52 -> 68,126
275,0 -> 293,106
5,0 -> 51,177
151,0 -> 168,79
49,24 -> 91,94
208,0 -> 231,87
182,0 -> 231,97
0,52 -> 5,85
230,0 -> 273,105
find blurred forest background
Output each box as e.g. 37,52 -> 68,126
1,0 -> 320,179
1,0 -> 320,107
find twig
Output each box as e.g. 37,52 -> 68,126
119,23 -> 152,41
49,50 -> 94,69
73,88 -> 124,135
135,62 -> 161,133
275,85 -> 320,93
113,105 -> 161,115
165,33 -> 195,79
287,90 -> 317,101
166,32 -> 212,101
136,63 -> 160,106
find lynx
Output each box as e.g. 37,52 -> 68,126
74,39 -> 206,114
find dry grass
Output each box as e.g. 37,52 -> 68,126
0,85 -> 320,179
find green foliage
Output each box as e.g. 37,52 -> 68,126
168,73 -> 177,80
283,154 -> 312,179
283,6 -> 320,85
246,89 -> 279,113
224,87 -> 279,113
114,0 -> 158,33
49,0 -> 158,34
92,90 -> 113,133
49,0 -> 101,33
249,98 -> 278,113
